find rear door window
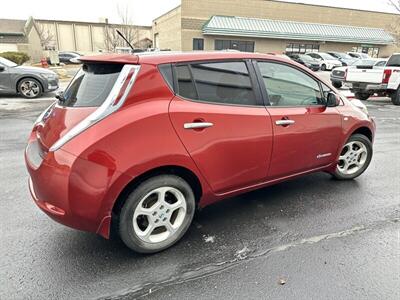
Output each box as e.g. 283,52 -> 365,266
60,63 -> 123,107
175,61 -> 258,106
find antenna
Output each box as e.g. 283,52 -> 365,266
116,29 -> 134,51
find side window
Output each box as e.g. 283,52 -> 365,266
158,64 -> 174,91
190,61 -> 257,105
176,65 -> 198,100
375,61 -> 386,67
257,61 -> 323,106
176,61 -> 258,106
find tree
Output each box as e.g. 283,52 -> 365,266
35,22 -> 55,50
388,0 -> 400,47
104,4 -> 140,52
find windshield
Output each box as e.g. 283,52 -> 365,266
354,59 -> 376,66
387,54 -> 400,67
298,55 -> 315,62
333,53 -> 352,59
0,57 -> 18,67
319,53 -> 336,60
60,63 -> 123,107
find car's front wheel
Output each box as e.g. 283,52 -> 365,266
17,78 -> 43,99
333,134 -> 373,180
118,175 -> 195,253
321,64 -> 327,71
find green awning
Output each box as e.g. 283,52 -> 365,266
202,16 -> 394,45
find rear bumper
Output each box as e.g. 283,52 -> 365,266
25,138 -> 116,237
345,82 -> 387,91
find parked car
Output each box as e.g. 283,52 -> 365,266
343,53 -> 399,103
306,52 -> 342,71
331,58 -> 387,89
327,52 -> 357,66
0,57 -> 59,98
58,51 -> 81,64
287,53 -> 320,71
25,52 -> 375,253
347,52 -> 370,59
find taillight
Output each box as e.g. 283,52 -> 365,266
382,69 -> 392,84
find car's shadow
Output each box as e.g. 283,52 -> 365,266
45,172 -> 363,288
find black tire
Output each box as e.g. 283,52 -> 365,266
118,175 -> 195,253
321,64 -> 327,71
333,134 -> 373,180
354,92 -> 370,101
391,88 -> 400,105
17,78 -> 43,99
332,81 -> 342,89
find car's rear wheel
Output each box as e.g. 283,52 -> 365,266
333,134 -> 372,180
391,88 -> 400,106
118,175 -> 195,253
18,78 -> 43,99
354,92 -> 370,101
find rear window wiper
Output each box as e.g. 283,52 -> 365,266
55,91 -> 66,103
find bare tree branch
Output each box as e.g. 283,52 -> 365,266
36,23 -> 55,50
387,0 -> 400,47
104,4 -> 140,52
388,0 -> 400,12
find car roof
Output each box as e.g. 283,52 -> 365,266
79,51 -> 286,65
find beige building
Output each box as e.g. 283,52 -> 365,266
35,19 -> 152,54
153,0 -> 400,57
0,18 -> 42,62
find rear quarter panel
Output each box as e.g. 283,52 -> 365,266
61,64 -> 213,219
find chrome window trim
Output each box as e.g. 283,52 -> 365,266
49,64 -> 141,152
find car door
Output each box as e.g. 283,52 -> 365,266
169,60 -> 273,194
0,63 -> 12,93
255,60 -> 342,179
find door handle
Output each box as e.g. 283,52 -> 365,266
184,122 -> 214,130
275,120 -> 295,126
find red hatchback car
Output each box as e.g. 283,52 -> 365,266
25,52 -> 375,253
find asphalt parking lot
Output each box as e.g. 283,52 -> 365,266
0,75 -> 399,299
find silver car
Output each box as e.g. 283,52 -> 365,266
0,57 -> 59,98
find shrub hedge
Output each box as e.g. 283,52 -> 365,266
0,51 -> 30,65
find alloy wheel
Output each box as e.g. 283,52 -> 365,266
133,186 -> 187,244
337,141 -> 368,175
20,80 -> 40,98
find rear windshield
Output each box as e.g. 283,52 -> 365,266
387,54 -> 400,67
60,63 -> 123,107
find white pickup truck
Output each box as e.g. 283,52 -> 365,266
343,53 -> 400,105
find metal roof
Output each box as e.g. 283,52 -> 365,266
202,16 -> 395,45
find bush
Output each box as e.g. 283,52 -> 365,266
0,51 -> 30,65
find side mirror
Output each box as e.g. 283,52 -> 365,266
55,91 -> 65,102
327,92 -> 340,107
0,65 -> 5,72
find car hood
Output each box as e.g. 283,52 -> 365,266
14,65 -> 56,75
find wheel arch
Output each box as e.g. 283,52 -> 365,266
111,165 -> 203,217
350,126 -> 373,142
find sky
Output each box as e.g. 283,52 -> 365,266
0,0 -> 398,26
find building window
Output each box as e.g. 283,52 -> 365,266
286,43 -> 319,54
215,39 -> 255,52
193,38 -> 204,50
351,46 -> 380,58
